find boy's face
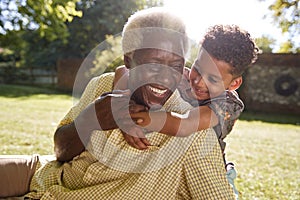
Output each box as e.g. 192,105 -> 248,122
189,49 -> 240,100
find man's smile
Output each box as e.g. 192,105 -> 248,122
140,84 -> 173,109
148,85 -> 168,96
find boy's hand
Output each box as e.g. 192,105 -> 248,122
130,112 -> 151,126
99,90 -> 151,150
120,123 -> 151,150
120,100 -> 151,150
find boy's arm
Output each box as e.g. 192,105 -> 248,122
113,65 -> 129,90
131,106 -> 218,137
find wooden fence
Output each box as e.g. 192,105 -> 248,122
0,64 -> 56,85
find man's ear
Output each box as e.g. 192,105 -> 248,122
124,54 -> 133,69
229,76 -> 243,91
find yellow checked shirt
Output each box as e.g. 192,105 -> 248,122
26,72 -> 235,200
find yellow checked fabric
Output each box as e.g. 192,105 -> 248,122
26,72 -> 235,200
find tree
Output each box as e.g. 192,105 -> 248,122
255,35 -> 276,53
67,0 -> 163,77
88,34 -> 123,77
278,40 -> 294,53
268,0 -> 299,35
0,0 -> 82,67
0,0 -> 82,42
0,0 -> 162,67
262,0 -> 299,51
61,0 -> 163,58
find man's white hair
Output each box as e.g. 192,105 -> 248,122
122,7 -> 189,58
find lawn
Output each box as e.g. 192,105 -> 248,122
0,84 -> 299,199
0,84 -> 73,155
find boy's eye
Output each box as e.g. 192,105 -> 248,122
208,76 -> 218,83
191,65 -> 201,74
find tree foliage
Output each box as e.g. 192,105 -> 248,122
268,0 -> 299,35
0,0 -> 162,67
278,40 -> 295,53
62,0 -> 162,58
255,35 -> 276,53
263,0 -> 299,51
0,0 -> 82,41
88,35 -> 123,77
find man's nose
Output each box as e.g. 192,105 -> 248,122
157,67 -> 172,86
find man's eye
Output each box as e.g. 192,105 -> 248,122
173,64 -> 183,70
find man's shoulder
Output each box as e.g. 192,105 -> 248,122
88,72 -> 115,91
93,72 -> 115,83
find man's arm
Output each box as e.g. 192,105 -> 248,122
113,65 -> 129,90
54,88 -> 139,162
54,95 -> 121,162
54,122 -> 84,163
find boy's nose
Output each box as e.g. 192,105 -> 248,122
193,76 -> 206,87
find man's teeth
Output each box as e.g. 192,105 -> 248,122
149,86 -> 167,95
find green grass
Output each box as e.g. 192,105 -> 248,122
0,84 -> 73,155
0,84 -> 299,199
225,121 -> 300,199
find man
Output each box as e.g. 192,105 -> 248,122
1,7 -> 236,199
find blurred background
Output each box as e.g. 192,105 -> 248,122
0,0 -> 299,199
0,0 -> 299,113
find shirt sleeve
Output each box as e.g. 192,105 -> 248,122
209,91 -> 244,140
58,73 -> 115,127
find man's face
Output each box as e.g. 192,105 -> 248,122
128,44 -> 184,109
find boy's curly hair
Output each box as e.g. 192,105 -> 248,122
201,24 -> 259,76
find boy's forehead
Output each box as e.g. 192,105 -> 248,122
193,51 -> 234,79
194,49 -> 214,67
193,50 -> 223,75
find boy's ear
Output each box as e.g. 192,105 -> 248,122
229,76 -> 243,91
